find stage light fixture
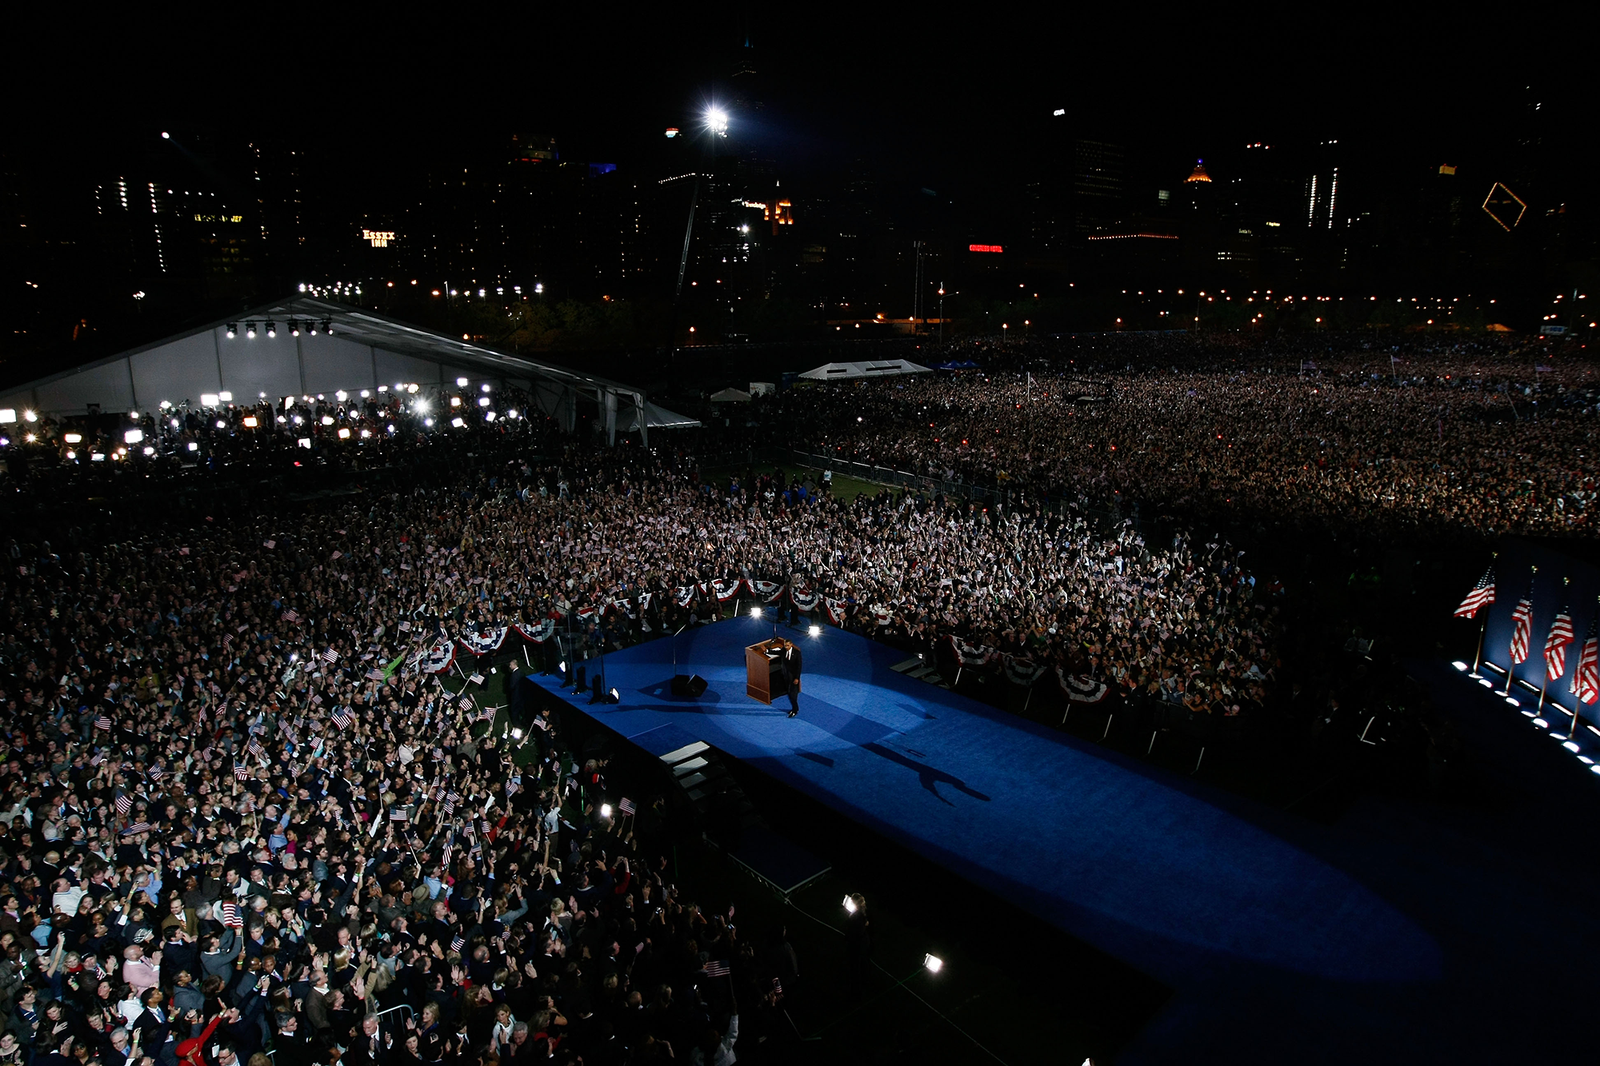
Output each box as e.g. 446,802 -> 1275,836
750,606 -> 763,618
64,433 -> 82,444
322,318 -> 334,334
265,320 -> 276,338
609,687 -> 620,702
290,320 -> 301,336
842,895 -> 857,914
226,323 -> 237,338
245,321 -> 256,338
923,954 -> 943,974
809,625 -> 822,637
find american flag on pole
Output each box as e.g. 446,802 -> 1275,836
1572,616 -> 1600,705
703,960 -> 731,978
1509,594 -> 1534,665
450,934 -> 465,953
96,714 -> 112,730
323,648 -> 338,663
366,668 -> 386,681
233,763 -> 251,780
618,797 -> 635,816
281,609 -> 300,623
443,792 -> 459,814
331,707 -> 353,729
1544,606 -> 1575,682
121,821 -> 151,836
220,902 -> 243,928
114,794 -> 132,815
1454,567 -> 1496,619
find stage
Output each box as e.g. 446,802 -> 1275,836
522,618 -> 1600,1064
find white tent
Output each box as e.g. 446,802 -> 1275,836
0,297 -> 667,445
709,387 -> 752,403
797,359 -> 933,381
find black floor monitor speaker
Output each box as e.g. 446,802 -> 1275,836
573,666 -> 586,692
671,673 -> 708,698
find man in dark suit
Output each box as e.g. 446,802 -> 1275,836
778,640 -> 802,718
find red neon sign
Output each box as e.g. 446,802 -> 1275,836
968,243 -> 1004,253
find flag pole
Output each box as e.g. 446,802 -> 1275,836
1471,551 -> 1497,676
1507,564 -> 1536,697
1539,575 -> 1566,712
1576,597 -> 1600,739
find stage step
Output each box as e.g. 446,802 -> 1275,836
679,771 -> 708,790
673,756 -> 710,776
906,665 -> 936,679
660,741 -> 710,765
890,657 -> 922,673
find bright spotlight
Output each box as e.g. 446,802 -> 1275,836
842,895 -> 857,914
457,377 -> 469,387
808,625 -> 822,637
750,606 -> 763,618
600,804 -> 613,819
923,954 -> 943,974
706,107 -> 729,135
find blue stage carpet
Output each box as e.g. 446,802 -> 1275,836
527,619 -> 1600,1064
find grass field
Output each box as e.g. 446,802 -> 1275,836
699,460 -> 888,504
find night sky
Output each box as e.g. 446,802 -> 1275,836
11,10 -> 1588,200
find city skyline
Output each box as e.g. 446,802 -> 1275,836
5,12 -> 1595,371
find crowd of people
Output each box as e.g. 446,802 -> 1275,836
745,331 -> 1599,543
0,327 -> 1586,1064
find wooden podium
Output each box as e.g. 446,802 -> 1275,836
746,640 -> 783,704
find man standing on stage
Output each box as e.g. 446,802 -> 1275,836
778,639 -> 803,718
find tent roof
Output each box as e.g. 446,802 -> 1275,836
797,359 -> 933,381
0,296 -> 649,417
709,387 -> 752,402
624,401 -> 701,431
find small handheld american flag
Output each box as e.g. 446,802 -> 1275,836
618,797 -> 635,816
703,960 -> 731,978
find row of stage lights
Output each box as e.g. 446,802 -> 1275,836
226,319 -> 334,339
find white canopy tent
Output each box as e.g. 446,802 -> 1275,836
797,359 -> 932,381
709,387 -> 752,403
0,297 -> 677,445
